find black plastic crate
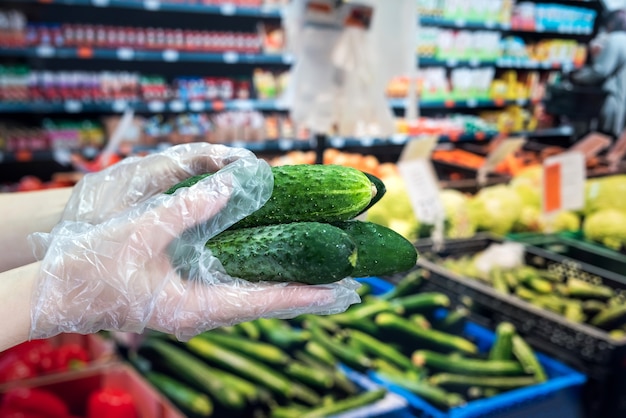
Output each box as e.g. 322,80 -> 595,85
509,233 -> 626,276
389,234 -> 626,418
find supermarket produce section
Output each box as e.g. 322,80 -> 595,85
2,0 -> 626,417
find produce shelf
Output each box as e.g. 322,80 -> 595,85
418,57 -> 580,71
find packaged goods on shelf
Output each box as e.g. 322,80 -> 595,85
418,0 -> 514,24
511,2 -> 596,34
0,119 -> 105,153
0,9 -> 26,47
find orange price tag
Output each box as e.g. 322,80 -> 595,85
444,99 -> 455,108
543,162 -> 562,213
212,100 -> 225,111
77,47 -> 93,59
15,150 -> 33,162
448,132 -> 460,142
475,132 -> 486,141
494,98 -> 505,106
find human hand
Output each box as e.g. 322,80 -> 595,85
28,144 -> 360,341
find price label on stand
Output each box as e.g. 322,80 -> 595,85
569,132 -> 612,160
397,136 -> 443,225
116,47 -> 134,61
542,151 -> 585,215
36,45 -> 55,58
477,136 -> 526,185
162,49 -> 179,62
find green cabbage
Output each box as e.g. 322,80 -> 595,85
366,175 -> 419,241
582,209 -> 626,250
440,189 -> 477,238
468,185 -> 522,236
583,175 -> 626,216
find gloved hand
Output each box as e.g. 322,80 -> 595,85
29,143 -> 360,341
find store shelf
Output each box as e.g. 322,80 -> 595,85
389,97 -> 529,110
0,46 -> 293,65
418,56 -> 580,71
419,16 -> 594,36
12,0 -> 283,17
0,99 -> 289,114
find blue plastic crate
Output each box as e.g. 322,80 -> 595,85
356,277 -> 588,418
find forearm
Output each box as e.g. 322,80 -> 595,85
0,262 -> 39,351
0,188 -> 72,272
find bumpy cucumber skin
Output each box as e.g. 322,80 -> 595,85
206,222 -> 357,284
164,173 -> 212,195
333,220 -> 418,277
233,164 -> 375,229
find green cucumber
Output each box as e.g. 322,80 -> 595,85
332,299 -> 402,323
582,300 -> 607,315
293,351 -> 358,396
564,301 -> 586,323
490,268 -> 510,294
233,321 -> 260,340
512,334 -> 547,382
203,222 -> 357,284
166,165 -> 377,229
198,331 -> 290,366
284,361 -> 334,390
145,371 -> 213,417
430,373 -> 537,390
333,220 -> 418,277
409,314 -> 431,329
377,372 -> 465,409
379,269 -> 424,301
433,308 -> 469,335
356,282 -> 374,298
412,350 -> 526,376
375,313 -> 477,355
164,172 -> 212,195
358,172 -> 386,215
304,341 -> 337,368
488,322 -> 515,361
141,339 -> 246,410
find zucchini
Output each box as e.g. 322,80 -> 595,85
564,301 -> 586,323
377,372 -> 465,409
304,341 -> 337,368
433,308 -> 469,335
299,389 -> 387,418
166,165 -> 377,229
145,371 -> 213,417
390,292 -> 450,315
370,358 -> 408,376
331,299 -> 402,324
309,325 -> 372,371
293,351 -> 358,396
375,313 -> 477,355
564,278 -> 615,300
141,339 -> 246,410
356,282 -> 374,298
233,321 -> 260,340
582,300 -> 607,315
284,361 -> 334,390
333,220 -> 418,277
590,304 -> 626,330
201,222 -> 357,284
430,373 -> 537,390
412,350 -> 526,376
379,269 -> 424,301
490,268 -> 510,294
186,336 -> 320,405
512,334 -> 547,382
198,331 -> 290,366
347,329 -> 415,370
488,322 -> 515,361
255,318 -> 310,350
409,314 -> 431,329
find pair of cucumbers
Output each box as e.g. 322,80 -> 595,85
165,164 -> 418,284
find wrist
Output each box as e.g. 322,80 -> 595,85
0,262 -> 39,351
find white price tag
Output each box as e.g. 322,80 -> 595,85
64,100 -> 82,113
220,3 -> 236,15
148,101 -> 165,113
282,54 -> 295,64
446,58 -> 458,67
169,100 -> 185,112
469,58 -> 480,67
398,158 -> 444,225
52,148 -> 72,165
223,51 -> 239,64
36,45 -> 55,58
454,19 -> 466,27
116,47 -> 134,60
189,100 -> 205,112
543,151 -> 585,215
361,137 -> 374,147
91,0 -> 110,6
485,21 -> 496,29
516,99 -> 527,106
162,49 -> 179,62
112,100 -> 128,112
467,99 -> 478,108
478,137 -> 525,184
143,0 -> 160,10
274,99 -> 289,110
399,135 -> 439,162
390,134 -> 407,145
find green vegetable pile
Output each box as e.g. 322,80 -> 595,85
166,164 -> 418,284
132,272 -> 550,416
438,254 -> 626,338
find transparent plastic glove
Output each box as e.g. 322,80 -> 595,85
28,144 -> 360,341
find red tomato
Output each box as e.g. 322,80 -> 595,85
0,388 -> 69,418
16,176 -> 45,192
87,388 -> 137,418
0,355 -> 37,383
